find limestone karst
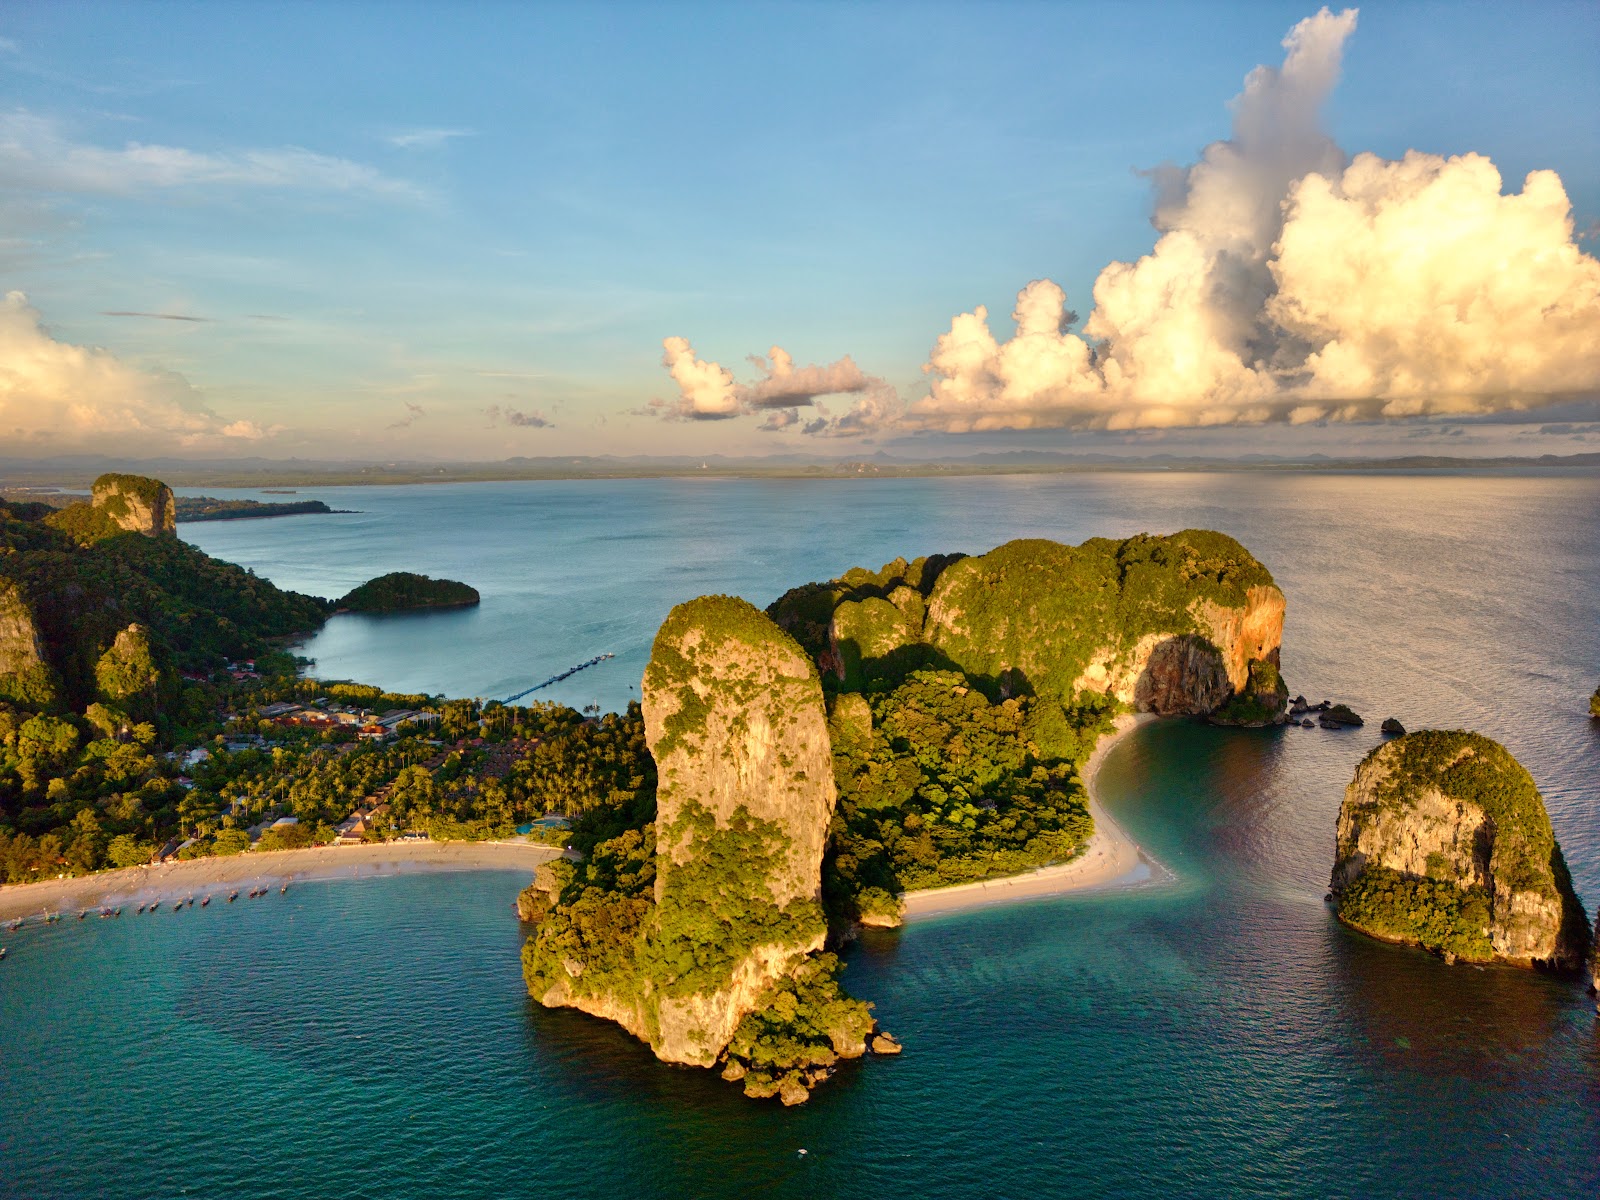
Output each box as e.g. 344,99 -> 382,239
1331,730 -> 1590,970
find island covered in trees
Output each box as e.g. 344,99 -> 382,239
335,572 -> 480,612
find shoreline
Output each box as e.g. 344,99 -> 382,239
0,840 -> 560,922
899,712 -> 1160,920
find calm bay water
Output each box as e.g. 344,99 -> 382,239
4,471 -> 1599,1197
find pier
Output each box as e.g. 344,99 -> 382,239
503,653 -> 615,704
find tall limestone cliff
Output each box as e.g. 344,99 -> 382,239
1331,730 -> 1590,971
45,473 -> 178,545
769,531 -> 1286,721
525,596 -> 836,1068
91,473 -> 176,536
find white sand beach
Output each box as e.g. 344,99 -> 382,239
900,713 -> 1158,920
0,839 -> 560,922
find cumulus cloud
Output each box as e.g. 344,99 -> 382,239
660,336 -> 740,419
658,336 -> 902,434
0,111 -> 421,199
911,6 -> 1600,432
0,291 -> 262,446
485,403 -> 552,428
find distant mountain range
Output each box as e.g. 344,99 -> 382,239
2,450 -> 1597,488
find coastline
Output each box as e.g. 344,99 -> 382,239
0,840 -> 560,921
899,712 -> 1159,920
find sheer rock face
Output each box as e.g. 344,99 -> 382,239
640,596 -> 835,1064
0,578 -> 56,706
1332,732 -> 1590,970
645,597 -> 836,911
527,597 -> 836,1067
91,474 -> 175,536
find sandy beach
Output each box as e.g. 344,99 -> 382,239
2,718 -> 1157,925
900,712 -> 1160,920
0,839 -> 560,922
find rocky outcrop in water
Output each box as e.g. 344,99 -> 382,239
640,595 -> 836,1064
527,596 -> 839,1069
1331,730 -> 1589,971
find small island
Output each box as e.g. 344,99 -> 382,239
176,496 -> 349,522
1330,730 -> 1590,970
335,572 -> 480,612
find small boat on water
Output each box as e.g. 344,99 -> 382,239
77,910 -> 87,920
201,896 -> 211,907
172,900 -> 183,912
0,947 -> 8,960
280,882 -> 288,894
228,890 -> 238,902
136,903 -> 146,914
186,897 -> 195,908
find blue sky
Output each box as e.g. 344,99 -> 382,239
2,1 -> 1597,459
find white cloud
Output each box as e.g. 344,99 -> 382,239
0,111 -> 422,199
386,127 -> 476,150
660,336 -> 741,419
906,6 -> 1600,431
0,291 -> 262,447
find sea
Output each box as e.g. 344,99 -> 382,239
3,471 -> 1598,1198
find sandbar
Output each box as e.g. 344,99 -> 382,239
900,713 -> 1159,920
0,839 -> 560,921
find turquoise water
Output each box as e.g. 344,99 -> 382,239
4,472 -> 1599,1196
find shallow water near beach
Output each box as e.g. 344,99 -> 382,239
4,471 -> 1599,1197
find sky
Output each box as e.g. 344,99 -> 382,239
1,0 -> 1597,462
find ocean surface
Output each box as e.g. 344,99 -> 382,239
4,471 -> 1599,1197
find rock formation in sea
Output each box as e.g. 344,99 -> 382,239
1331,730 -> 1590,970
769,531 -> 1288,724
525,596 -> 852,1072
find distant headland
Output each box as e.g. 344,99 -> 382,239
176,496 -> 355,522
